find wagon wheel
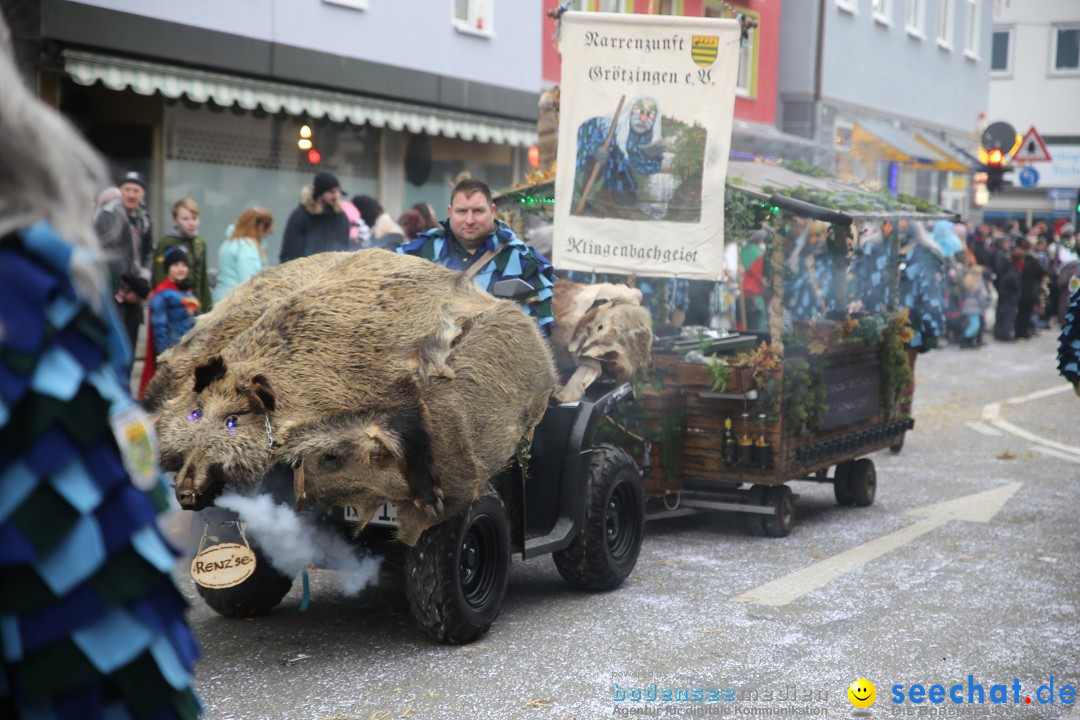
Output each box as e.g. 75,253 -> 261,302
833,461 -> 856,506
744,484 -> 769,536
761,485 -> 795,538
848,458 -> 877,507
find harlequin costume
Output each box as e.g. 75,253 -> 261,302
0,222 -> 201,719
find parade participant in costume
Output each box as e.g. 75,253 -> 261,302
897,221 -> 947,418
784,220 -> 840,321
399,178 -> 555,335
739,228 -> 770,331
573,96 -> 665,209
0,11 -> 201,716
848,221 -> 893,314
1057,279 -> 1080,396
138,246 -> 200,398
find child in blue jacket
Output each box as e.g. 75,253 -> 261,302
139,245 -> 200,396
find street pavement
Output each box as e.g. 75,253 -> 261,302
170,330 -> 1079,720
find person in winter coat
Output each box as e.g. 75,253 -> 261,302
214,206 -> 273,302
279,171 -> 351,262
959,265 -> 990,348
152,196 -> 212,312
353,194 -> 405,250
994,247 -> 1023,342
139,246 -> 200,397
1016,241 -> 1047,339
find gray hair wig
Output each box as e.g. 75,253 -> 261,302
0,12 -> 109,301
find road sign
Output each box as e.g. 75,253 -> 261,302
1013,126 -> 1052,163
1018,166 -> 1039,188
981,120 -> 1016,151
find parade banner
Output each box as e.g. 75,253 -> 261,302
553,12 -> 740,279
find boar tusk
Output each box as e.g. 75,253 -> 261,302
292,461 -> 307,512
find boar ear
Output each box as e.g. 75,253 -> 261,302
384,396 -> 438,509
250,374 -> 276,412
362,423 -> 404,465
193,355 -> 227,393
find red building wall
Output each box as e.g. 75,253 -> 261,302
541,0 -> 778,126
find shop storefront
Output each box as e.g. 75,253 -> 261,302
62,49 -> 537,265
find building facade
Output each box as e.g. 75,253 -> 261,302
540,0 -> 819,163
778,0 -> 993,215
9,0 -> 542,263
984,0 -> 1080,228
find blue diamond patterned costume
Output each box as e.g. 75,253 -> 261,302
1,223 -> 200,720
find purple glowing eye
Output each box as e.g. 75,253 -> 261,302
225,415 -> 238,430
187,409 -> 200,421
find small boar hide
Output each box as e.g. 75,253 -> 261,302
550,279 -> 653,403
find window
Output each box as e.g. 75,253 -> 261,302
323,0 -> 367,8
936,0 -> 955,49
906,0 -> 925,36
595,0 -> 631,11
834,121 -> 853,150
872,0 -> 893,25
836,0 -> 858,15
990,27 -> 1011,73
736,8 -> 760,97
963,0 -> 980,58
1053,25 -> 1080,73
452,0 -> 493,37
704,2 -> 758,93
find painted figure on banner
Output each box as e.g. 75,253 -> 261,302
572,96 -> 707,223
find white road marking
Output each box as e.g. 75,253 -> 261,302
980,386 -> 1080,458
1002,385 -> 1072,405
991,418 -> 1080,458
733,484 -> 1021,607
966,421 -> 1002,436
1030,445 -> 1080,464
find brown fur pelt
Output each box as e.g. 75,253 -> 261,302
550,279 -> 653,403
153,250 -> 556,545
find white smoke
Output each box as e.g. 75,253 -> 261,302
216,493 -> 381,596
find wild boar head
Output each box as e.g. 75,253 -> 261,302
157,354 -> 279,510
280,394 -> 439,517
568,301 -> 653,383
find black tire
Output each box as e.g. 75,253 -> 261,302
744,484 -> 769,535
849,458 -> 877,507
833,461 -> 856,506
193,520 -> 294,618
405,489 -> 510,644
553,446 -> 645,591
761,485 -> 795,538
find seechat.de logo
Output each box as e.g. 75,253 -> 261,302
848,678 -> 877,709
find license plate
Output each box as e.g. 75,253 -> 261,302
342,503 -> 399,527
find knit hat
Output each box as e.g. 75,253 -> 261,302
352,194 -> 382,227
119,170 -> 147,190
313,171 -> 340,198
163,245 -> 190,272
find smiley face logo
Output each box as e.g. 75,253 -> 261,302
848,678 -> 876,708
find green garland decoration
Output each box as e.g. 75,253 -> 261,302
782,354 -> 828,436
879,319 -> 914,418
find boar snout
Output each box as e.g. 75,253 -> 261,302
173,460 -> 226,510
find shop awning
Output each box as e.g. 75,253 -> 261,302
913,133 -> 974,173
851,118 -> 953,170
63,49 -> 538,147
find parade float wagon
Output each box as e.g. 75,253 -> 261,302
498,159 -> 951,538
